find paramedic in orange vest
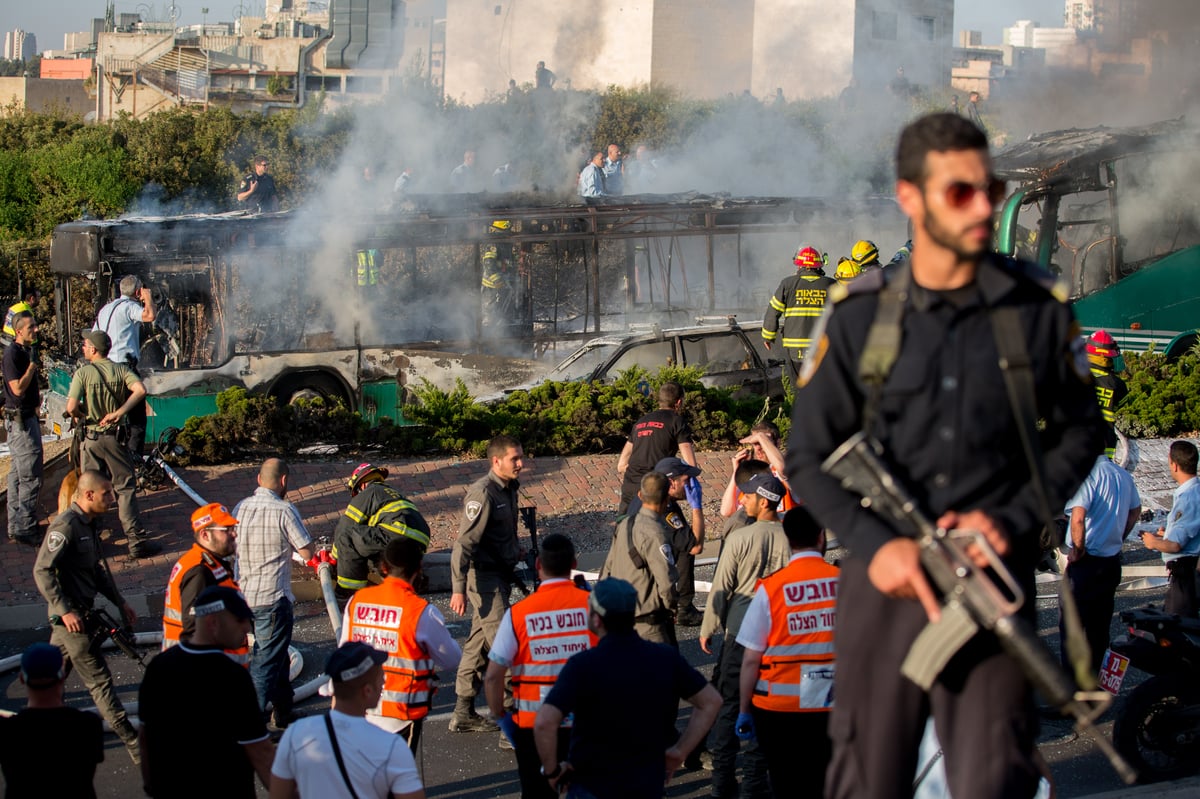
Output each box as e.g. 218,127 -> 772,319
735,506 -> 839,799
162,502 -> 250,666
341,536 -> 462,753
484,534 -> 597,799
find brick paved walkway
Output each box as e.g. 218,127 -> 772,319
5,436 -> 1191,609
0,451 -> 740,608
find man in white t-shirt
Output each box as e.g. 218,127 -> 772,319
269,642 -> 425,799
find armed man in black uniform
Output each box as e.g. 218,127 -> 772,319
332,462 -> 431,594
449,434 -> 525,733
32,470 -> 142,764
786,114 -> 1105,799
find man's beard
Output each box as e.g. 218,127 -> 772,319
924,205 -> 991,262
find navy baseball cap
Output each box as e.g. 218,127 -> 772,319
20,643 -> 65,688
326,641 -> 388,682
737,473 -> 786,507
654,457 -> 701,480
589,578 -> 637,617
193,586 -> 253,621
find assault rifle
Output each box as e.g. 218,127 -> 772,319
51,607 -> 147,669
518,506 -> 540,593
88,607 -> 148,669
821,431 -> 1136,785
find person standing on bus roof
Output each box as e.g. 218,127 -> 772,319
237,156 -> 279,213
94,275 -> 156,460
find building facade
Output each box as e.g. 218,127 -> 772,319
4,30 -> 38,61
442,0 -> 954,104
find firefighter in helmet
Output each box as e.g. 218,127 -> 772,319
850,239 -> 883,274
1085,330 -> 1128,460
835,257 -> 862,286
332,463 -> 431,595
763,245 -> 837,388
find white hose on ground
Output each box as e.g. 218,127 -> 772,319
318,562 -> 343,642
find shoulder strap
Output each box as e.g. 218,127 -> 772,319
324,713 -> 363,799
858,259 -> 912,432
987,306 -> 1054,526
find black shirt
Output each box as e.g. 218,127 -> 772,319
544,631 -> 708,799
786,256 -> 1104,565
0,706 -> 103,798
2,341 -> 37,412
139,643 -> 269,799
238,172 -> 279,213
621,409 -> 692,502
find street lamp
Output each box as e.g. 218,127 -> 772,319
202,7 -> 209,33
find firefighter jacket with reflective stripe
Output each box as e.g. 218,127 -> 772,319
162,544 -> 251,667
333,482 -> 432,590
753,555 -> 839,713
1090,367 -> 1127,460
345,578 -> 436,720
508,580 -> 597,728
762,271 -> 837,355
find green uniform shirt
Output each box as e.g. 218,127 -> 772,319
33,504 -> 122,619
66,358 -> 140,428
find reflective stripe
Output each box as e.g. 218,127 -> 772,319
338,576 -> 369,589
781,308 -> 823,317
382,689 -> 430,704
510,663 -> 563,678
769,297 -> 786,312
386,655 -> 434,672
780,337 -> 813,349
762,329 -> 778,341
345,506 -> 366,523
764,641 -> 836,658
368,500 -> 418,527
516,698 -> 543,712
164,607 -> 182,622
378,521 -> 431,547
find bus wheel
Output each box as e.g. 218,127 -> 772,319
271,374 -> 348,407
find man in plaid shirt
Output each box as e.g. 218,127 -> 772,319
234,458 -> 315,728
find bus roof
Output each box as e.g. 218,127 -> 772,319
994,117 -> 1200,191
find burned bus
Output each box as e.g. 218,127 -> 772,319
994,118 -> 1200,357
43,195 -> 907,439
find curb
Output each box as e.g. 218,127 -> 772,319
1078,776 -> 1200,798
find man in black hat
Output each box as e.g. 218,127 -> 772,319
139,586 -> 273,798
66,328 -> 159,558
270,642 -> 426,799
0,643 -> 104,798
534,578 -> 721,799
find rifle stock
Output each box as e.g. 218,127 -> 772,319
86,607 -> 147,669
821,432 -> 1136,785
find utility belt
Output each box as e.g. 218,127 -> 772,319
3,407 -> 36,422
84,425 -> 127,442
475,562 -> 517,578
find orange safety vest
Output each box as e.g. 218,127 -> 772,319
162,544 -> 251,667
752,555 -> 839,713
345,578 -> 435,720
508,580 -> 597,728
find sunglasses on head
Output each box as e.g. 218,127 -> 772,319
942,178 -> 1007,209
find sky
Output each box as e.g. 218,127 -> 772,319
8,0 -> 1064,56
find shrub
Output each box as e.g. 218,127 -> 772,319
1116,351 -> 1200,438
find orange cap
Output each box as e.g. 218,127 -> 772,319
192,503 -> 238,533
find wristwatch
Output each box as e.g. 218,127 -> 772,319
541,763 -> 563,779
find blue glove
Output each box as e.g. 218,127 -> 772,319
498,712 -> 519,750
685,477 -> 703,510
735,712 -> 756,741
